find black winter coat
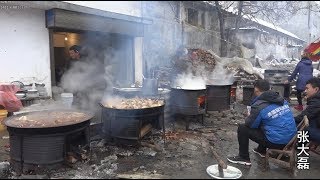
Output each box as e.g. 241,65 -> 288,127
295,92 -> 320,128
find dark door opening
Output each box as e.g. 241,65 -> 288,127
50,30 -> 135,88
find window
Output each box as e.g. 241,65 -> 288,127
187,8 -> 198,26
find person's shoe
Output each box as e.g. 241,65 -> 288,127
294,105 -> 303,111
252,148 -> 266,158
227,155 -> 251,166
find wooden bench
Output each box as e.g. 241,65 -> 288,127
265,115 -> 309,176
308,141 -> 320,155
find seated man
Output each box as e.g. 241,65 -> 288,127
295,77 -> 320,145
227,79 -> 297,166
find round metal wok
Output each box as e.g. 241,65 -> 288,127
4,109 -> 94,128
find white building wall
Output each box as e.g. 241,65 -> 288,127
63,1 -> 142,17
0,8 -> 51,95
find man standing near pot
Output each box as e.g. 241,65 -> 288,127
285,52 -> 313,111
227,79 -> 297,166
68,45 -> 83,67
61,45 -> 87,108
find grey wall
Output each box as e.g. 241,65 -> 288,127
141,1 -> 307,71
141,1 -> 221,70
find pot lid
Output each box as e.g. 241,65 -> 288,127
206,164 -> 242,179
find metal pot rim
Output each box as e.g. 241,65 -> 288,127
4,109 -> 94,128
113,87 -> 141,91
170,87 -> 206,91
206,83 -> 233,86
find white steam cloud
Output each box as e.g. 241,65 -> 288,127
171,49 -> 238,88
60,44 -> 115,112
172,73 -> 206,90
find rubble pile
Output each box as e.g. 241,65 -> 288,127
172,48 -> 217,77
234,70 -> 261,81
154,66 -> 172,88
259,55 -> 298,73
265,63 -> 296,73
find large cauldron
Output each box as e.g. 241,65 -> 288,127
100,102 -> 165,145
206,84 -> 232,111
4,109 -> 94,174
170,87 -> 206,115
206,78 -> 234,111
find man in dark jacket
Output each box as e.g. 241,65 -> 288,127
295,77 -> 320,144
227,79 -> 297,166
285,53 -> 313,111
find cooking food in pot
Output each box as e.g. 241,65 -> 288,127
5,110 -> 93,128
102,97 -> 164,109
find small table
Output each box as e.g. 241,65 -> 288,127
19,96 -> 51,107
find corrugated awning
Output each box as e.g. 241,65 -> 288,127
46,8 -> 151,37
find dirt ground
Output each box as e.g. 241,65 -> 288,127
0,99 -> 320,179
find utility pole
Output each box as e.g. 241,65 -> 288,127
307,1 -> 311,44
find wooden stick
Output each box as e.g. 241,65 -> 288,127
211,149 -> 227,169
210,147 -> 227,178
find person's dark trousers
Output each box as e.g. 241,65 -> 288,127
284,84 -> 290,100
306,119 -> 320,144
296,89 -> 304,105
237,124 -> 286,159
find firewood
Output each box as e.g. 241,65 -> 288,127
140,124 -> 152,138
172,48 -> 217,76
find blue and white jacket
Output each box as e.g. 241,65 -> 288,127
245,91 -> 297,144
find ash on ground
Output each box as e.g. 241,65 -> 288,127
4,102 -> 320,179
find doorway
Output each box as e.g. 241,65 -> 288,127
50,30 -> 135,88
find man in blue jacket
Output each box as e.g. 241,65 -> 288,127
295,77 -> 320,146
227,79 -> 297,166
285,53 -> 313,111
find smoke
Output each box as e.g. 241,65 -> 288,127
60,41 -> 115,112
171,49 -> 240,87
100,94 -> 124,108
172,73 -> 206,90
207,63 -> 235,85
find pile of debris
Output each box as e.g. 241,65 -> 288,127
258,55 -> 298,73
234,70 -> 261,81
172,48 -> 217,77
154,66 -> 172,88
